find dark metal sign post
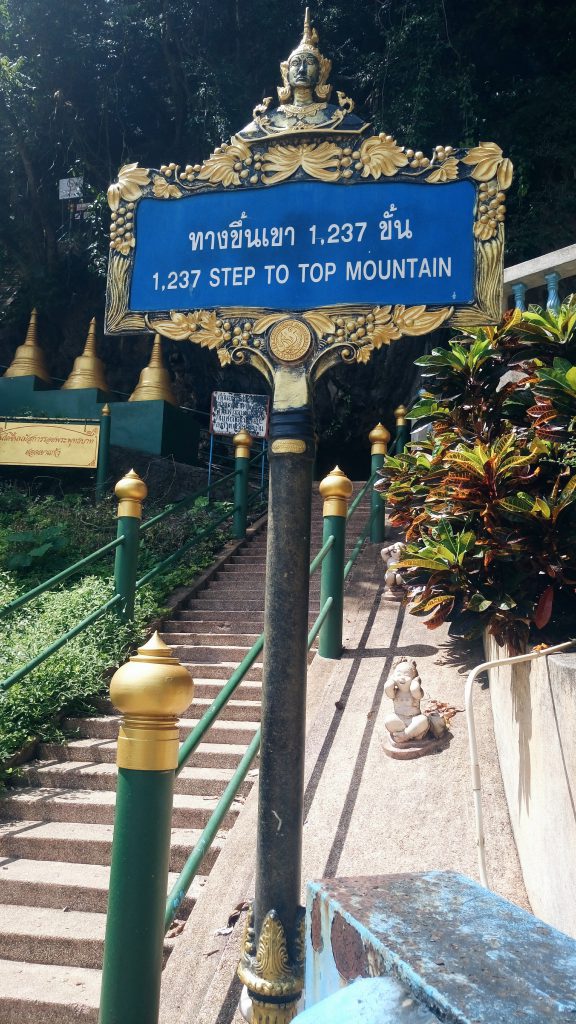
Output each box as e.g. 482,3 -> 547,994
104,9 -> 511,1022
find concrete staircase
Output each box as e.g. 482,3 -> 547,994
0,489 -> 366,1022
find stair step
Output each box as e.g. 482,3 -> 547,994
64,715 -> 259,744
0,820 -> 224,871
39,739 -> 249,769
181,661 -> 263,680
189,697 -> 261,723
0,903 -> 174,971
0,857 -> 202,915
15,762 -> 256,798
0,958 -> 100,1024
188,598 -> 266,610
193,679 -> 262,702
161,630 -> 263,646
162,643 -> 261,662
0,788 -> 242,829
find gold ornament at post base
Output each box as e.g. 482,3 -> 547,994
110,632 -> 194,771
369,422 -> 391,456
319,465 -> 353,517
62,317 -> 109,391
115,468 -> 148,518
129,334 -> 177,404
394,404 -> 407,426
238,906 -> 305,1024
233,429 -> 253,459
4,309 -> 51,383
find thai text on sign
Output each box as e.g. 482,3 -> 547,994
129,180 -> 475,313
210,392 -> 269,438
0,421 -> 100,469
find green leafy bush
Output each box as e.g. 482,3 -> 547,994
0,486 -> 234,781
382,302 -> 576,650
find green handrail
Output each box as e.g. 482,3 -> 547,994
165,729 -> 261,930
165,595 -> 333,931
177,635 -> 264,773
0,592 -> 123,692
140,467 -> 239,534
135,506 -> 234,590
346,471 -> 377,522
307,595 -> 333,646
344,507 -> 378,580
0,536 -> 123,622
309,534 -> 334,576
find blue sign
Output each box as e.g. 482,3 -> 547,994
129,180 -> 475,313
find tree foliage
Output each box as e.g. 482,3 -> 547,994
1,0 -> 575,421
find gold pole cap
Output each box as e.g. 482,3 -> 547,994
101,403 -> 111,416
394,405 -> 407,426
233,429 -> 253,459
110,632 -> 194,718
110,632 -> 194,771
369,422 -> 391,455
115,468 -> 148,518
319,465 -> 353,517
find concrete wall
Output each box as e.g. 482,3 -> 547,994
485,635 -> 576,937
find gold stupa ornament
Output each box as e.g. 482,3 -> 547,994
129,334 -> 177,404
4,309 -> 51,383
62,318 -> 109,391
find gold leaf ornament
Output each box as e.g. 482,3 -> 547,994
262,142 -> 341,184
394,305 -> 453,335
197,137 -> 252,187
149,310 -> 224,347
359,134 -> 408,179
371,306 -> 400,348
426,156 -> 459,184
356,343 -> 374,363
107,163 -> 150,211
152,176 -> 181,199
462,142 -> 513,188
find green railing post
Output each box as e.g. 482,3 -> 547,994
369,422 -> 390,543
318,466 -> 352,659
113,470 -> 147,620
394,404 -> 410,454
95,403 -> 111,502
233,429 -> 252,539
99,633 -> 193,1024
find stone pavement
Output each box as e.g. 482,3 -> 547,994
160,539 -> 527,1024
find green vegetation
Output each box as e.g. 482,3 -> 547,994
383,301 -> 576,651
0,485 -> 232,782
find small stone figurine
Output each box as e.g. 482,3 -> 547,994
384,659 -> 430,743
380,541 -> 406,590
383,659 -> 448,761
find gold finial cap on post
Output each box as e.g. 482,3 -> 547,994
319,466 -> 353,517
233,429 -> 253,459
101,403 -> 111,417
394,405 -> 407,426
115,469 -> 148,518
128,334 -> 177,405
369,422 -> 391,456
110,632 -> 194,770
4,309 -> 51,383
62,317 -> 109,391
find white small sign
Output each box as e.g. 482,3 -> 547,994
210,392 -> 269,438
59,177 -> 84,200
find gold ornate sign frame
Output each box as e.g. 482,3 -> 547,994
105,14 -> 512,388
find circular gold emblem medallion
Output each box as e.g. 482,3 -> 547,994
269,319 -> 311,363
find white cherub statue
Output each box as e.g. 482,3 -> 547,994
380,541 -> 406,590
384,658 -> 430,743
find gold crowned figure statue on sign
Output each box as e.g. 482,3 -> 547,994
239,8 -> 369,139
